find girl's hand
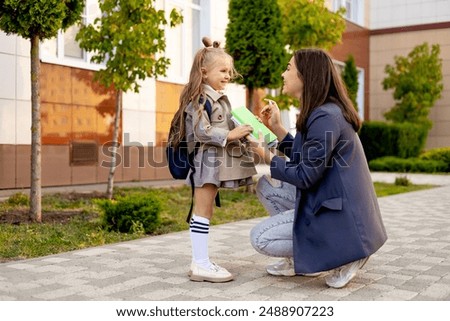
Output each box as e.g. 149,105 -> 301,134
227,124 -> 253,141
246,130 -> 274,164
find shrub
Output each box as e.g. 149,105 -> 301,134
369,156 -> 447,173
419,147 -> 450,172
7,193 -> 30,206
395,176 -> 411,186
342,54 -> 359,110
359,121 -> 428,161
95,193 -> 161,234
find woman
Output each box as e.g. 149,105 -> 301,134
248,48 -> 387,288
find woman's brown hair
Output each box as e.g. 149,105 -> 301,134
293,48 -> 362,133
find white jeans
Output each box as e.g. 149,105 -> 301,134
250,175 -> 297,258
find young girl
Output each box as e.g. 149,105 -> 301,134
169,37 -> 256,282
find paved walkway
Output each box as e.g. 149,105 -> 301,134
1,171 -> 450,301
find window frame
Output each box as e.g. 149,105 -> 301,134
333,0 -> 364,26
40,0 -> 104,71
159,0 -> 207,85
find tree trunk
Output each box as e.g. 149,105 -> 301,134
245,86 -> 255,194
106,90 -> 122,199
29,35 -> 42,222
246,87 -> 255,112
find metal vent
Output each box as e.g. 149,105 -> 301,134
70,141 -> 98,166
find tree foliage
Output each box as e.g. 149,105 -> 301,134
0,0 -> 83,39
76,0 -> 182,199
76,0 -> 182,93
278,0 -> 346,51
225,0 -> 287,110
342,54 -> 359,110
262,0 -> 346,111
383,43 -> 443,127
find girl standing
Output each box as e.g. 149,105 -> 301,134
169,37 -> 256,282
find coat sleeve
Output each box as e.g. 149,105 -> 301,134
187,104 -> 229,147
277,133 -> 294,159
270,110 -> 341,189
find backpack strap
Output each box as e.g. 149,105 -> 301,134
185,98 -> 221,223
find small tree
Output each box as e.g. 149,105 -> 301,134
262,0 -> 346,110
76,0 -> 182,199
278,0 -> 346,51
225,0 -> 287,111
383,42 -> 443,128
0,0 -> 84,222
342,54 -> 359,110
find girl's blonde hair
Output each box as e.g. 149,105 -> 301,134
168,37 -> 238,148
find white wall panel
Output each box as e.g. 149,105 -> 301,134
122,78 -> 156,145
16,35 -> 30,57
0,31 -> 15,54
15,100 -> 31,145
0,99 -> 16,144
371,0 -> 450,29
0,53 -> 16,100
16,56 -> 31,101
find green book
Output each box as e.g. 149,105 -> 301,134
231,106 -> 278,147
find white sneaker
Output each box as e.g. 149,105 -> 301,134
266,258 -> 296,276
266,258 -> 323,277
325,257 -> 369,289
188,262 -> 234,283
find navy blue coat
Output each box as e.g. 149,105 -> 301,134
270,103 -> 387,274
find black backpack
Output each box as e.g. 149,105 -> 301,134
166,99 -> 220,223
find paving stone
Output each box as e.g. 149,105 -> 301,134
1,174 -> 450,301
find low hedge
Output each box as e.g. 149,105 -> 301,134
359,121 -> 428,161
369,156 -> 447,173
419,147 -> 450,172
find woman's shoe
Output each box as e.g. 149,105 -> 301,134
188,262 -> 234,283
266,258 -> 296,276
325,257 -> 369,289
266,258 -> 322,277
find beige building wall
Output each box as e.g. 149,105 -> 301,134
370,27 -> 450,149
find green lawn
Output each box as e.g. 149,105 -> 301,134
0,182 -> 436,262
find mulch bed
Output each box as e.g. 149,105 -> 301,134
0,192 -> 105,225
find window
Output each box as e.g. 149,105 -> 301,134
40,0 -> 103,70
163,0 -> 208,83
333,0 -> 364,26
40,0 -> 209,75
64,24 -> 83,59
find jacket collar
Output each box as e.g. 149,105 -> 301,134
203,84 -> 224,102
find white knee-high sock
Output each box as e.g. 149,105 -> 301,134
190,214 -> 211,269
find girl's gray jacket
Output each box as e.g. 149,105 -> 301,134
270,103 -> 387,274
184,85 -> 256,187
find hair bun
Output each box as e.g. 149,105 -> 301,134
202,36 -> 221,48
202,37 -> 213,47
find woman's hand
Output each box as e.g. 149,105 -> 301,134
260,99 -> 282,130
227,124 -> 253,141
261,99 -> 288,140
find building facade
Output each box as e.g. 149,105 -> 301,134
368,0 -> 450,148
1,0 -> 449,190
